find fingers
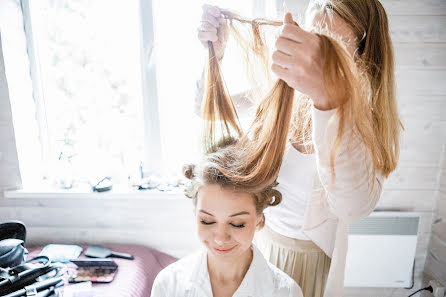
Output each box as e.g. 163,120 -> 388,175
280,12 -> 311,44
199,22 -> 218,34
217,18 -> 228,41
280,24 -> 304,43
198,30 -> 218,45
271,63 -> 292,82
284,12 -> 294,25
272,50 -> 293,69
201,11 -> 220,28
202,4 -> 221,18
275,37 -> 300,56
198,5 -> 224,46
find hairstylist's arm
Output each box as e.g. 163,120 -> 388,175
271,13 -> 337,111
311,106 -> 384,222
272,14 -> 383,220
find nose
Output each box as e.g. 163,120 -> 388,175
214,224 -> 231,245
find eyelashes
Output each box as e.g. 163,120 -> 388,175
200,220 -> 245,228
230,223 -> 245,228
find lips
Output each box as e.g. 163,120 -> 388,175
212,245 -> 236,254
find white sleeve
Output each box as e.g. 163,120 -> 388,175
150,270 -> 169,297
311,105 -> 384,223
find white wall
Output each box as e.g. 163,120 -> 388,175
0,33 -> 21,191
1,0 -> 446,296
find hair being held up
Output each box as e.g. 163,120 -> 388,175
186,0 -> 402,211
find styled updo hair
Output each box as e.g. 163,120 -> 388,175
182,138 -> 282,214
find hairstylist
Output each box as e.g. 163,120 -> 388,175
196,1 -> 402,297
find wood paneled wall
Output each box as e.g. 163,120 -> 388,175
1,0 -> 445,295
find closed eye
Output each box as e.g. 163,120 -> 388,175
200,220 -> 215,225
230,223 -> 245,228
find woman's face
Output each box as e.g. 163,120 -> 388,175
196,184 -> 263,260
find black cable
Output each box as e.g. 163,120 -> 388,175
407,285 -> 433,297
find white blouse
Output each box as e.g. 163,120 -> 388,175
264,145 -> 316,240
151,245 -> 303,297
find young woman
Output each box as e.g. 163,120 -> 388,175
197,1 -> 402,297
150,161 -> 303,297
151,29 -> 303,295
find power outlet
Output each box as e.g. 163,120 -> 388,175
429,280 -> 445,297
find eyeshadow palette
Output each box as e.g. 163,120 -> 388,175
69,259 -> 118,283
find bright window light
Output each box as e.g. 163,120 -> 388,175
14,0 -> 270,191
29,0 -> 145,186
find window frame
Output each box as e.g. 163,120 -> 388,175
19,0 -> 163,183
9,0 -> 269,191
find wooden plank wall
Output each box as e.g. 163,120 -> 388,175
281,0 -> 446,295
0,0 -> 445,296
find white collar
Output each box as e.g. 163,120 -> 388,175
187,245 -> 275,296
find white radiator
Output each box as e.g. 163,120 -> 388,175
344,212 -> 420,287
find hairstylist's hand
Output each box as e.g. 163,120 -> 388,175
272,13 -> 335,110
197,4 -> 229,61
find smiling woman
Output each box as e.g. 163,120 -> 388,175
150,180 -> 303,297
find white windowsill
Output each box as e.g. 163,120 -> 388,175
3,188 -> 184,200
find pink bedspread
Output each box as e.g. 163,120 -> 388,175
27,244 -> 178,297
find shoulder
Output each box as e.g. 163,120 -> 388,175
152,251 -> 201,293
267,262 -> 303,297
156,250 -> 200,278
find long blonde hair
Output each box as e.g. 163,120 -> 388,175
302,0 -> 403,178
185,0 -> 401,209
203,0 -> 401,179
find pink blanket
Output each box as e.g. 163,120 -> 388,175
28,244 -> 178,297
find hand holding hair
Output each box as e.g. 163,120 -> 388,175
197,4 -> 229,61
272,12 -> 336,110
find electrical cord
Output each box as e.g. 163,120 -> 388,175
407,285 -> 433,297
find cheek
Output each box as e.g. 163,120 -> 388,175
233,225 -> 257,244
196,221 -> 210,242
196,220 -> 219,245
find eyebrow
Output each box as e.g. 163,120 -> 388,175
198,210 -> 250,217
229,211 -> 250,217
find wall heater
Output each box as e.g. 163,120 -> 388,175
344,212 -> 420,287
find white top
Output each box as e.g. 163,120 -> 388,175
301,106 -> 384,297
151,245 -> 303,297
264,145 -> 316,240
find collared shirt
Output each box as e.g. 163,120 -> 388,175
151,245 -> 303,297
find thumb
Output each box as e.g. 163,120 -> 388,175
284,12 -> 294,24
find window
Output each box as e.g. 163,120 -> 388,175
3,0 -> 272,192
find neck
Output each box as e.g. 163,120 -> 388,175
207,247 -> 253,283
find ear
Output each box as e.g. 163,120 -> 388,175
256,213 -> 265,231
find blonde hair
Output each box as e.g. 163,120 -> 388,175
184,0 -> 401,211
300,0 -> 403,178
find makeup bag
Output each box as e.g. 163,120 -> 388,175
0,221 -> 27,269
